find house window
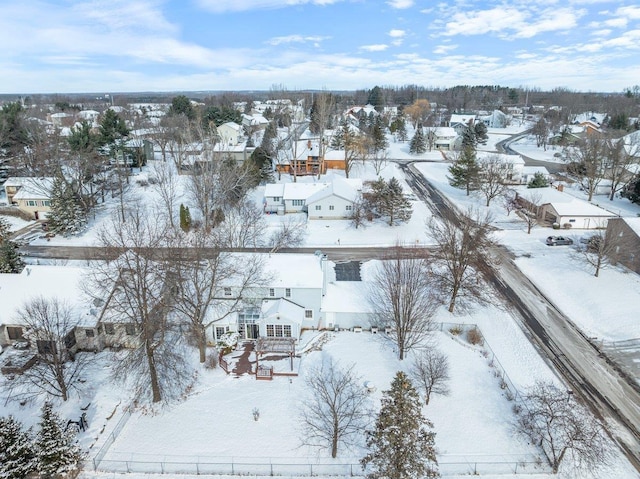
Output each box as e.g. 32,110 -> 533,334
85,329 -> 95,338
266,325 -> 275,337
42,200 -> 51,207
283,325 -> 292,337
6,326 -> 23,340
27,200 -> 37,207
272,196 -> 281,202
275,324 -> 284,337
315,205 -> 321,211
269,288 -> 275,297
224,287 -> 232,296
346,205 -> 352,211
292,199 -> 304,207
125,324 -> 136,336
104,323 -> 115,335
37,340 -> 57,355
215,326 -> 228,339
305,310 -> 313,319
285,288 -> 291,297
329,205 -> 334,211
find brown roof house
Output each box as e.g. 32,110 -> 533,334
606,217 -> 640,274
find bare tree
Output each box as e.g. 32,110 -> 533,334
410,348 -> 450,405
502,189 -> 519,216
368,248 -> 441,360
300,355 -> 371,458
150,160 -> 180,229
8,297 -> 90,402
604,135 -> 639,201
579,226 -> 628,277
427,208 -> 495,313
517,381 -> 612,474
349,195 -> 368,230
516,191 -> 542,234
370,148 -> 388,176
172,229 -> 265,363
88,208 -> 188,403
477,155 -> 508,207
565,134 -> 607,201
269,216 -> 307,252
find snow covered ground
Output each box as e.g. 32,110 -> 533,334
3,123 -> 640,478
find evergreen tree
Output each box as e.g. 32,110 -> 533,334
448,147 -> 480,195
48,176 -> 87,237
368,177 -> 413,226
260,121 -> 277,156
98,109 -> 129,147
367,86 -> 384,111
168,95 -> 196,121
179,203 -> 192,232
527,171 -> 549,189
67,121 -> 98,153
621,174 -> 640,204
34,402 -> 83,479
392,117 -> 408,142
331,119 -> 348,149
0,218 -> 24,274
371,117 -> 388,152
0,415 -> 36,479
361,372 -> 438,479
473,121 -> 489,146
409,127 -> 427,154
460,123 -> 478,150
0,102 -> 29,157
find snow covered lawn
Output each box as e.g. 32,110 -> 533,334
98,331 -> 546,476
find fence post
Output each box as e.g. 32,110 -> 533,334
196,462 -> 200,475
126,461 -> 130,473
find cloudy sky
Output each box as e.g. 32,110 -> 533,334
1,0 -> 639,94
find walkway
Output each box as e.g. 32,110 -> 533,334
231,341 -> 255,376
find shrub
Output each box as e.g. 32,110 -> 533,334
552,223 -> 560,229
562,223 -> 572,229
204,353 -> 218,369
467,327 -> 484,346
449,325 -> 463,336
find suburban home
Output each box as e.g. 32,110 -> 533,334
479,110 -> 509,128
431,127 -> 459,151
206,253 -> 327,342
516,187 -> 616,229
3,177 -> 54,219
217,122 -> 245,147
263,177 -> 362,218
606,217 -> 640,274
306,177 -> 363,220
0,265 -> 98,360
477,153 -> 525,184
449,114 -> 477,133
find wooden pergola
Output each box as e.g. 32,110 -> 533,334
255,337 -> 296,379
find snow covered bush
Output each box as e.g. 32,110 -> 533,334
217,331 -> 239,355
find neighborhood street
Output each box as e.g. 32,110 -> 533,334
400,161 -> 640,471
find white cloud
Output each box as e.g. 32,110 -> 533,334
267,35 -> 329,46
433,44 -> 457,55
616,6 -> 640,20
388,29 -> 405,38
386,0 -> 414,9
360,44 -> 389,52
195,0 -> 341,13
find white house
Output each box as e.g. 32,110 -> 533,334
449,114 -> 477,133
477,153 -> 525,184
4,177 -> 54,219
517,187 -> 616,229
306,177 -> 362,220
217,122 -> 244,147
431,127 -> 458,150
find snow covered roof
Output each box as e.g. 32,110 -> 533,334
478,153 -> 525,165
219,121 -> 243,133
262,253 -> 324,289
306,177 -> 362,204
322,281 -> 372,314
261,298 -> 304,324
521,166 -> 550,175
0,265 -> 93,327
526,187 -> 616,217
282,182 -> 328,201
264,183 -> 285,198
449,114 -> 476,126
433,127 -> 457,138
5,177 -> 53,200
621,217 -> 640,237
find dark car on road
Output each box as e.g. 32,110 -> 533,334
546,236 -> 574,246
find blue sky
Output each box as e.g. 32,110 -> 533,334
1,0 -> 639,94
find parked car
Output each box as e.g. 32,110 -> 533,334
546,236 -> 574,246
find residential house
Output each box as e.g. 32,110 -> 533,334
477,153 -> 525,184
263,177 -> 361,218
3,177 -> 54,219
449,114 -> 477,134
429,127 -> 459,151
606,217 -> 640,274
217,122 -> 245,147
520,166 -> 551,185
517,187 -> 616,229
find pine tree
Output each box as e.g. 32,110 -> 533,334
34,402 -> 83,479
371,117 -> 388,152
361,371 -> 438,479
409,127 -> 427,154
386,177 -> 413,226
179,203 -> 191,232
0,416 -> 36,479
527,171 -> 549,189
448,147 -> 480,195
47,176 -> 87,237
0,218 -> 24,274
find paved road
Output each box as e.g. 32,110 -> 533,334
19,244 -> 433,263
496,131 -> 568,175
400,161 -> 640,471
